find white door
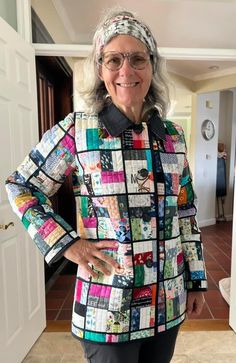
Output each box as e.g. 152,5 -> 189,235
0,17 -> 46,363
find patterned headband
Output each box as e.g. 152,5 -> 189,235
96,14 -> 158,67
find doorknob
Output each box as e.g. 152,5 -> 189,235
0,222 -> 14,230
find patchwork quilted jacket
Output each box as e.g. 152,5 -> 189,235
6,103 -> 207,344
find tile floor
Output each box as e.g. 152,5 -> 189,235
23,330 -> 236,362
45,221 -> 232,322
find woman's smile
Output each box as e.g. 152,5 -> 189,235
116,82 -> 139,87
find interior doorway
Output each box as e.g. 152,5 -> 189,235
36,55 -> 76,283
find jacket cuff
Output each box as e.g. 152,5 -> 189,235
45,234 -> 80,266
186,280 -> 208,291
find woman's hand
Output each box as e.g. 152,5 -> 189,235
63,239 -> 120,278
187,291 -> 205,316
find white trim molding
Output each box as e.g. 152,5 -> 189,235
33,43 -> 236,61
16,0 -> 32,43
34,43 -> 92,57
160,48 -> 236,61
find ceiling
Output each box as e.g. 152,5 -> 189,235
50,0 -> 236,80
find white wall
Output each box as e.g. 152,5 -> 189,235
218,90 -> 235,220
194,92 -> 220,226
0,0 -> 17,30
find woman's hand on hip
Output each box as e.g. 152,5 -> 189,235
63,239 -> 120,278
187,291 -> 205,316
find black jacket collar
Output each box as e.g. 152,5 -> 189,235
99,103 -> 166,140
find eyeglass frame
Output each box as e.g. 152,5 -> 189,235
97,51 -> 154,71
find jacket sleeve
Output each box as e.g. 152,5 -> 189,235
5,113 -> 79,265
177,132 -> 208,291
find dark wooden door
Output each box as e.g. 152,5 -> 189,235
36,56 -> 76,283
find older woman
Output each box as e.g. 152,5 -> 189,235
6,9 -> 207,363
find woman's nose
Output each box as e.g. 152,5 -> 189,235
119,57 -> 134,74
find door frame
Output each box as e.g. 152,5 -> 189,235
16,0 -> 32,43
20,0 -> 236,332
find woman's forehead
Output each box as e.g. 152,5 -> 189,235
103,34 -> 148,52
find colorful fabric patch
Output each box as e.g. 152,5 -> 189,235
124,150 -> 154,193
129,194 -> 157,241
130,328 -> 155,340
133,240 -> 158,286
164,274 -> 186,322
164,237 -> 184,278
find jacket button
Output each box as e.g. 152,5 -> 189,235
132,124 -> 144,134
138,168 -> 149,178
145,258 -> 153,268
135,208 -> 143,218
142,213 -> 151,222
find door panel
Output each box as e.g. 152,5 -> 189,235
0,17 -> 46,363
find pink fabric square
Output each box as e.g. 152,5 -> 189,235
177,252 -> 184,265
164,135 -> 175,152
90,283 -> 101,296
83,217 -> 97,228
64,165 -> 74,176
61,135 -> 75,155
75,279 -> 83,302
101,171 -> 125,183
38,218 -> 58,238
106,334 -> 119,343
19,197 -> 38,214
100,285 -> 111,298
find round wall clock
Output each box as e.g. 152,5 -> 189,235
201,119 -> 215,140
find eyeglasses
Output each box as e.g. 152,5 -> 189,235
98,51 -> 152,71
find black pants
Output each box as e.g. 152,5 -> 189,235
81,326 -> 179,363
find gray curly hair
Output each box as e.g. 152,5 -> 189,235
79,8 -> 170,119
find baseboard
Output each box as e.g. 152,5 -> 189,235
199,216 -> 232,227
199,218 -> 216,227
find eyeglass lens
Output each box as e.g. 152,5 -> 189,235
101,52 -> 150,71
